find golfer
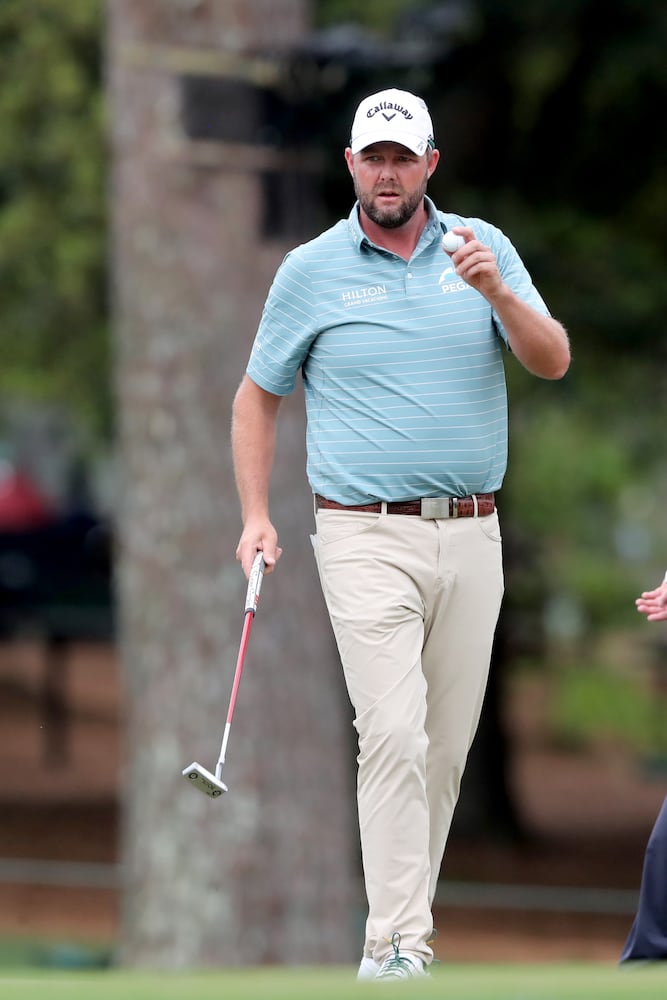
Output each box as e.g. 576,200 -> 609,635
232,88 -> 570,980
620,571 -> 667,964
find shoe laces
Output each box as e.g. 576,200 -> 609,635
376,932 -> 419,979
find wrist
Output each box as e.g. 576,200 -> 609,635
485,281 -> 512,310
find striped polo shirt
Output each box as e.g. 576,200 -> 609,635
246,197 -> 549,505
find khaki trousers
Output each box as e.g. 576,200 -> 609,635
313,507 -> 504,966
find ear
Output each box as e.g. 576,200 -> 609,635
344,147 -> 355,176
427,148 -> 440,178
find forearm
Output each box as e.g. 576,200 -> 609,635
490,284 -> 571,380
231,376 -> 281,523
445,227 -> 571,380
231,376 -> 284,575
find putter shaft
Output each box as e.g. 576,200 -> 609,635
182,552 -> 265,798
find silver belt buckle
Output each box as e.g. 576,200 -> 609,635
420,497 -> 455,519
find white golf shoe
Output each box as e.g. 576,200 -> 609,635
357,956 -> 380,980
374,932 -> 429,981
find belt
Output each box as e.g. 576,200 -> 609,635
314,493 -> 495,519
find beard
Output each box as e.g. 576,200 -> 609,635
354,175 -> 428,229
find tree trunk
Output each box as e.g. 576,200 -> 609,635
107,0 -> 358,967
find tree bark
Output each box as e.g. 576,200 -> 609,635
108,0 -> 358,967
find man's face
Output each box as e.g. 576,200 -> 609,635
345,141 -> 439,229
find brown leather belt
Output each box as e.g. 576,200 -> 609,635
315,492 -> 495,519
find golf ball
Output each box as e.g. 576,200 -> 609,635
442,232 -> 465,252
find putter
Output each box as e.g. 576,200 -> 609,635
182,551 -> 265,798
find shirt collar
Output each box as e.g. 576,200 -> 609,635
347,196 -> 443,252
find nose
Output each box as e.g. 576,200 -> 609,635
378,161 -> 397,182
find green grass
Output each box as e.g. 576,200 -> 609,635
0,964 -> 666,1000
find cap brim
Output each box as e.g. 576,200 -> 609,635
350,130 -> 428,156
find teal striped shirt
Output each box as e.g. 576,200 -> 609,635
247,197 -> 549,504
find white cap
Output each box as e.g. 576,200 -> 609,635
349,89 -> 435,156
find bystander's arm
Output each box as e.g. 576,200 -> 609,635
636,573 -> 667,622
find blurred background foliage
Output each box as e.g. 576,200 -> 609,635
0,1 -> 107,438
1,0 -> 665,753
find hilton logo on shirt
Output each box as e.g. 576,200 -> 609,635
341,284 -> 388,307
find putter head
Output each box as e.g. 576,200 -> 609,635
181,762 -> 228,798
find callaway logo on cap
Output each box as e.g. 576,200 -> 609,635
349,88 -> 435,156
